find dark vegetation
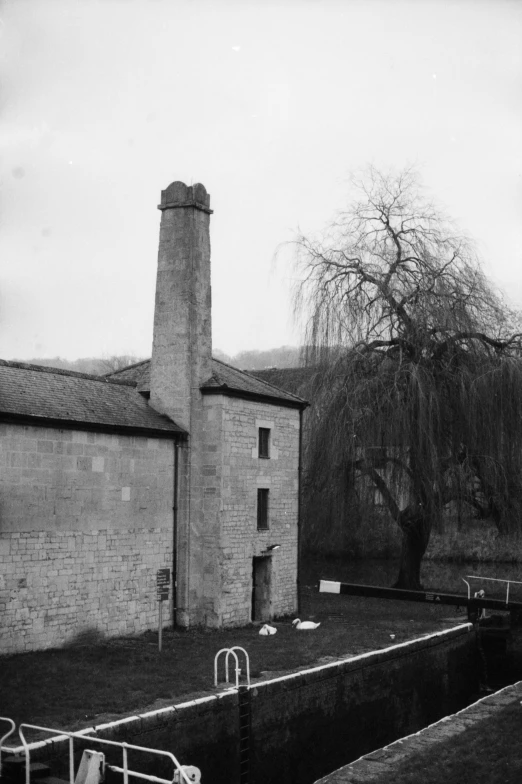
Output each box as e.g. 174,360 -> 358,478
293,165 -> 522,590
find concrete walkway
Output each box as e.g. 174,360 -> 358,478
315,680 -> 522,783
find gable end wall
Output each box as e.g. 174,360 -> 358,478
198,396 -> 300,626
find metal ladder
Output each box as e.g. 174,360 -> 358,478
237,687 -> 251,784
212,649 -> 252,784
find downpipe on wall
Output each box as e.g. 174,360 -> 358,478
172,440 -> 180,628
297,408 -> 303,616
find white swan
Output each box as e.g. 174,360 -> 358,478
259,623 -> 277,635
292,618 -> 321,630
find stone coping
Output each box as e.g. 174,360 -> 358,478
315,678 -> 522,783
3,624 -> 472,759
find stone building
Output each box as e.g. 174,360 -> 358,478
0,181 -> 307,653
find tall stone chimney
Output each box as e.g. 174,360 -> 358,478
150,181 -> 213,430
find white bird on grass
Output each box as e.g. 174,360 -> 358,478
292,619 -> 321,630
259,623 -> 277,635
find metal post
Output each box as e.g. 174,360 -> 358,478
158,602 -> 163,653
122,744 -> 129,784
69,737 -> 74,784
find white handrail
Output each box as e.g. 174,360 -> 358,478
214,646 -> 250,688
18,724 -> 193,784
214,647 -> 239,687
0,717 -> 16,778
466,575 -> 522,584
224,650 -> 240,686
466,575 -> 522,606
228,647 -> 250,687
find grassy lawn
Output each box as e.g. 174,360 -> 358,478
0,581 -> 460,732
371,700 -> 522,784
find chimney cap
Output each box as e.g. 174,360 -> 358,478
158,181 -> 213,213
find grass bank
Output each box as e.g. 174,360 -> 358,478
1,581 -> 461,731
369,699 -> 522,784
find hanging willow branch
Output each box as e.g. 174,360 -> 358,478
294,165 -> 522,588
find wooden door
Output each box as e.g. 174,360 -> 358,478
252,556 -> 272,622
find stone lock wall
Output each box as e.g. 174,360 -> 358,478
13,626 -> 477,784
0,422 -> 175,653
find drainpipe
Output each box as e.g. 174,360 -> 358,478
297,407 -> 304,616
172,440 -> 180,628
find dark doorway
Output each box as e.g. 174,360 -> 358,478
252,556 -> 272,622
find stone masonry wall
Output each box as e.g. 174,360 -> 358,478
194,395 -> 300,626
0,423 -> 175,653
222,397 -> 300,623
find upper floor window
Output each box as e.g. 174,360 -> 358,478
258,427 -> 270,459
257,488 -> 269,529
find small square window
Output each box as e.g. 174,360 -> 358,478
257,488 -> 269,529
258,428 -> 270,459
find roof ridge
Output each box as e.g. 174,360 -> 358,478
106,356 -> 232,377
0,359 -> 135,386
210,356 -> 241,372
103,358 -> 151,377
251,365 -> 308,372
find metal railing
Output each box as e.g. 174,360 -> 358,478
214,647 -> 250,688
0,718 -> 16,779
16,724 -> 195,784
463,575 -> 522,606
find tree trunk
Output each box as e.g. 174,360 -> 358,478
393,511 -> 430,590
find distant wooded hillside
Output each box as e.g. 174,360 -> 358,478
15,346 -> 302,374
215,346 -> 301,369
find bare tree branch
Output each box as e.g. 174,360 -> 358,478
294,165 -> 522,589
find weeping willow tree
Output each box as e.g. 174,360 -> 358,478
295,166 -> 522,589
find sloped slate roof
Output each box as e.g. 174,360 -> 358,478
107,358 -> 307,409
249,367 -> 315,397
106,359 -> 152,392
203,358 -> 307,407
0,360 -> 184,436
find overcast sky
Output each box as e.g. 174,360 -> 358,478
1,0 -> 521,361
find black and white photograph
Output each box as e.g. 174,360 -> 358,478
1,1 -> 521,782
